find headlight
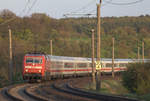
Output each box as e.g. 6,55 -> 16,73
39,70 -> 41,72
25,69 -> 28,72
35,66 -> 42,69
25,66 -> 31,68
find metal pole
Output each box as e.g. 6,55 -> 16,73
91,29 -> 95,84
96,0 -> 102,91
50,40 -> 53,55
112,37 -> 115,78
142,41 -> 144,63
9,27 -> 13,83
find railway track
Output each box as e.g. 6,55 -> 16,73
37,78 -> 95,101
0,83 -> 48,101
66,83 -> 139,101
37,77 -> 140,101
0,77 -> 140,101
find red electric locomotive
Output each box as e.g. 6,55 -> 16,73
23,53 -> 46,80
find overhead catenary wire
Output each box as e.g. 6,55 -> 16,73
103,0 -> 144,5
80,0 -> 98,14
20,0 -> 31,16
26,0 -> 38,15
69,0 -> 96,14
64,0 -> 96,17
64,0 -> 144,18
64,0 -> 113,18
0,17 -> 16,26
0,0 -> 30,26
0,0 -> 37,26
88,0 -> 112,14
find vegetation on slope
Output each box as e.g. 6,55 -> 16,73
122,62 -> 150,95
0,9 -> 150,84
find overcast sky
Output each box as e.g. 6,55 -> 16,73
0,0 -> 149,19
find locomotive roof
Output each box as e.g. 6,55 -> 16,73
25,54 -> 45,56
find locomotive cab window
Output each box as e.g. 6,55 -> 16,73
26,58 -> 42,64
34,59 -> 42,64
26,58 -> 33,63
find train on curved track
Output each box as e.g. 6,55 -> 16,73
22,53 -> 146,80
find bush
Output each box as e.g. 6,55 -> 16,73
122,62 -> 150,95
13,72 -> 23,81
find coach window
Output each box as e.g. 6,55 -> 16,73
51,62 -> 56,68
64,63 -> 74,68
56,62 -> 63,68
89,63 -> 97,68
114,64 -> 118,67
106,63 -> 112,68
101,63 -> 105,68
89,63 -> 92,67
77,63 -> 87,68
51,61 -> 63,68
119,63 -> 127,67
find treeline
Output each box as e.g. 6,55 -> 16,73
0,9 -> 150,81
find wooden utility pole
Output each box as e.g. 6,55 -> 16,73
142,41 -> 144,63
9,27 -> 13,83
91,29 -> 95,84
97,1 -> 101,61
96,0 -> 102,91
34,34 -> 37,52
138,46 -> 140,60
50,40 -> 53,55
112,37 -> 115,78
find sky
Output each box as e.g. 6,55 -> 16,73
0,0 -> 149,19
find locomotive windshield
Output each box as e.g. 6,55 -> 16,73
26,57 -> 42,64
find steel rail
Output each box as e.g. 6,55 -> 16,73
52,82 -> 139,101
1,83 -> 48,101
23,85 -> 48,101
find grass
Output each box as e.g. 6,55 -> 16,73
0,80 -> 25,88
0,73 -> 24,88
102,80 -> 128,95
85,79 -> 150,101
139,93 -> 150,101
85,79 -> 128,95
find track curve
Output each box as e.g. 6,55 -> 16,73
0,77 -> 140,101
37,77 -> 140,101
0,83 -> 49,101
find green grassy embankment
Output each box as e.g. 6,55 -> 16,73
0,73 -> 24,88
85,79 -> 150,101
